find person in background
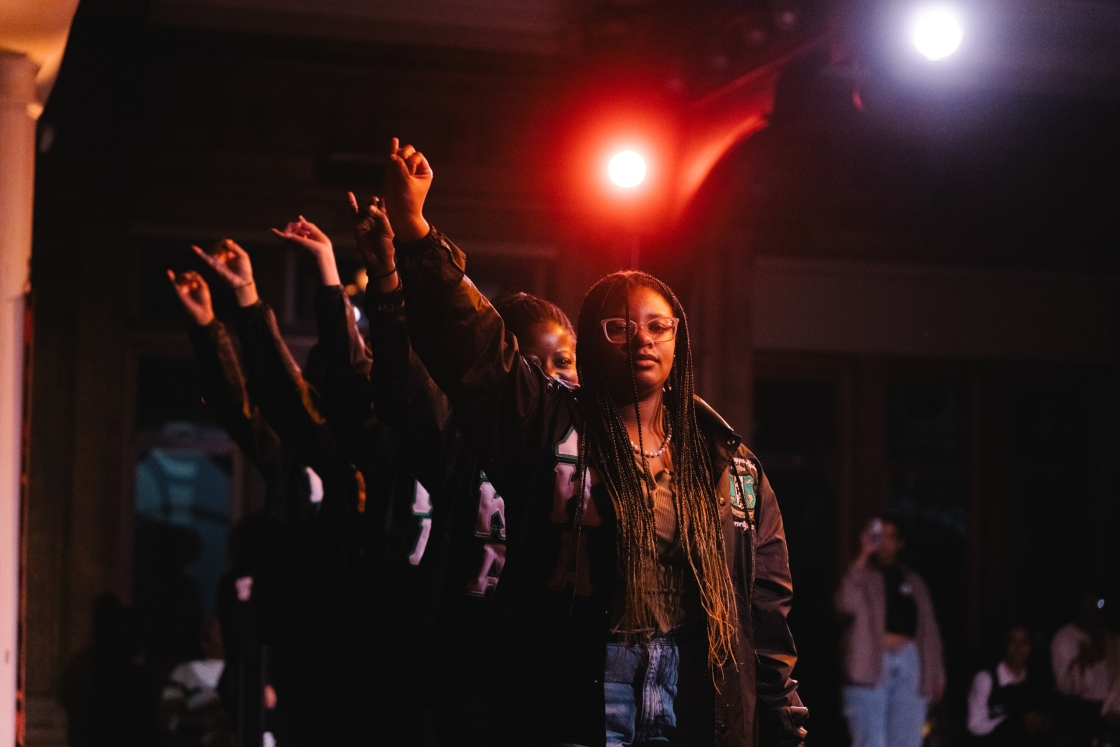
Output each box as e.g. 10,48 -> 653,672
60,594 -> 159,747
836,516 -> 945,747
214,515 -> 278,747
1051,590 -> 1120,747
967,624 -> 1052,746
160,615 -> 233,747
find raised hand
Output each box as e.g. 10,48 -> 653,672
384,137 -> 432,243
348,192 -> 398,293
271,216 -> 332,257
270,216 -> 341,287
167,270 -> 215,326
192,239 -> 259,306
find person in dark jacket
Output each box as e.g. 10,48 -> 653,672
350,138 -> 808,747
341,195 -> 584,741
271,207 -> 584,743
169,268 -> 305,747
169,243 -> 424,745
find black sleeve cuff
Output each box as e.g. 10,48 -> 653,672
760,705 -> 809,747
391,224 -> 437,252
313,284 -> 347,309
369,280 -> 404,314
188,319 -> 227,351
234,299 -> 266,318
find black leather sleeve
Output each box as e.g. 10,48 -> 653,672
363,283 -> 459,493
189,320 -> 284,482
233,301 -> 337,481
392,228 -> 572,490
752,468 -> 809,747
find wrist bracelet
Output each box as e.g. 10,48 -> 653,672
372,266 -> 397,279
233,280 -> 256,290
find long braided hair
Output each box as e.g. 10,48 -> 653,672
573,271 -> 738,670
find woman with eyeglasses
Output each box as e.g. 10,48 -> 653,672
364,139 -> 808,747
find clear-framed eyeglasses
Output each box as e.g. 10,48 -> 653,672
601,317 -> 680,344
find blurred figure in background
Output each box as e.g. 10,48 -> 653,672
1051,590 -> 1120,747
215,514 -> 282,747
967,624 -> 1052,746
160,615 -> 233,747
133,519 -> 205,687
60,594 -> 159,747
836,516 -> 945,747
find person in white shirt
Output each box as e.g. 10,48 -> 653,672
967,625 -> 1051,746
1051,591 -> 1120,746
160,616 -> 233,747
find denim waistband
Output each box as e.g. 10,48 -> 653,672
605,619 -> 704,644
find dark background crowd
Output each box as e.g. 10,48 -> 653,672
13,0 -> 1120,745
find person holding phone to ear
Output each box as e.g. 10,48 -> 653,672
836,516 -> 945,747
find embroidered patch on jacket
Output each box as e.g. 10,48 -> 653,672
730,472 -> 757,512
733,455 -> 759,481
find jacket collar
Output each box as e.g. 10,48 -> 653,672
693,395 -> 742,479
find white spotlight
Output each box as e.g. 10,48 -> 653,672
912,5 -> 963,61
608,151 -> 647,188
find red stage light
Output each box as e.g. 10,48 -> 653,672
608,150 -> 647,188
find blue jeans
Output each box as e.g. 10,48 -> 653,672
843,642 -> 928,747
603,629 -> 710,747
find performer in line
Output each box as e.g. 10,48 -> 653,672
281,196 -> 582,743
168,268 -> 303,747
170,228 -> 424,745
359,138 -> 807,747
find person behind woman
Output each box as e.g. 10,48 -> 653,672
836,516 -> 945,747
369,280 -> 580,742
361,139 -> 807,747
967,625 -> 1052,746
170,234 -> 422,744
168,269 -> 310,747
275,205 -> 583,743
492,292 -> 578,383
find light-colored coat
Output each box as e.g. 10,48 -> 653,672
835,563 -> 946,698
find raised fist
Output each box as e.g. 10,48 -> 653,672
383,137 -> 432,243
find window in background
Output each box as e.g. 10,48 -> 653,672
135,447 -> 231,616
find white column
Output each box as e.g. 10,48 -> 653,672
0,49 -> 38,746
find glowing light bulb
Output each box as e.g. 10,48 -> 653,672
608,151 -> 647,188
912,6 -> 963,61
